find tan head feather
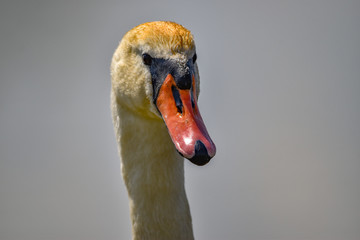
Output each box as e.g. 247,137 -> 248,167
124,21 -> 195,56
111,21 -> 198,118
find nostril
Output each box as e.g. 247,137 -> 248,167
172,85 -> 183,114
189,140 -> 212,166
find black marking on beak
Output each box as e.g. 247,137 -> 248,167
189,140 -> 211,166
148,56 -> 195,106
190,86 -> 195,109
176,72 -> 192,90
172,85 -> 183,114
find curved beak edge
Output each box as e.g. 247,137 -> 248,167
156,74 -> 216,166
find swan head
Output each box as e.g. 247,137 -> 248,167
111,21 -> 216,165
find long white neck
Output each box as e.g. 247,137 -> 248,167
111,91 -> 194,240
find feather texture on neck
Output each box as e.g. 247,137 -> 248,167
111,90 -> 194,240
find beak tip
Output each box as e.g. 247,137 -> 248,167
188,140 -> 214,166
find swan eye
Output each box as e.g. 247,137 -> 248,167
142,53 -> 153,66
192,53 -> 197,64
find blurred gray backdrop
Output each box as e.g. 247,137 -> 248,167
1,1 -> 359,240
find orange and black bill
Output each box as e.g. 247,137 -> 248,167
147,54 -> 216,166
156,73 -> 216,165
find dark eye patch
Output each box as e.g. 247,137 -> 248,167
192,53 -> 197,64
142,53 -> 153,66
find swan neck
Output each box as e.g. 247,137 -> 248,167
112,94 -> 194,240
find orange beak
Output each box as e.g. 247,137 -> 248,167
156,74 -> 216,165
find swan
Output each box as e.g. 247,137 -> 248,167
110,21 -> 216,240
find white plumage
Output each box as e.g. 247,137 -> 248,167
111,21 -> 215,240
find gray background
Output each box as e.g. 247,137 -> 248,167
1,0 -> 359,240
